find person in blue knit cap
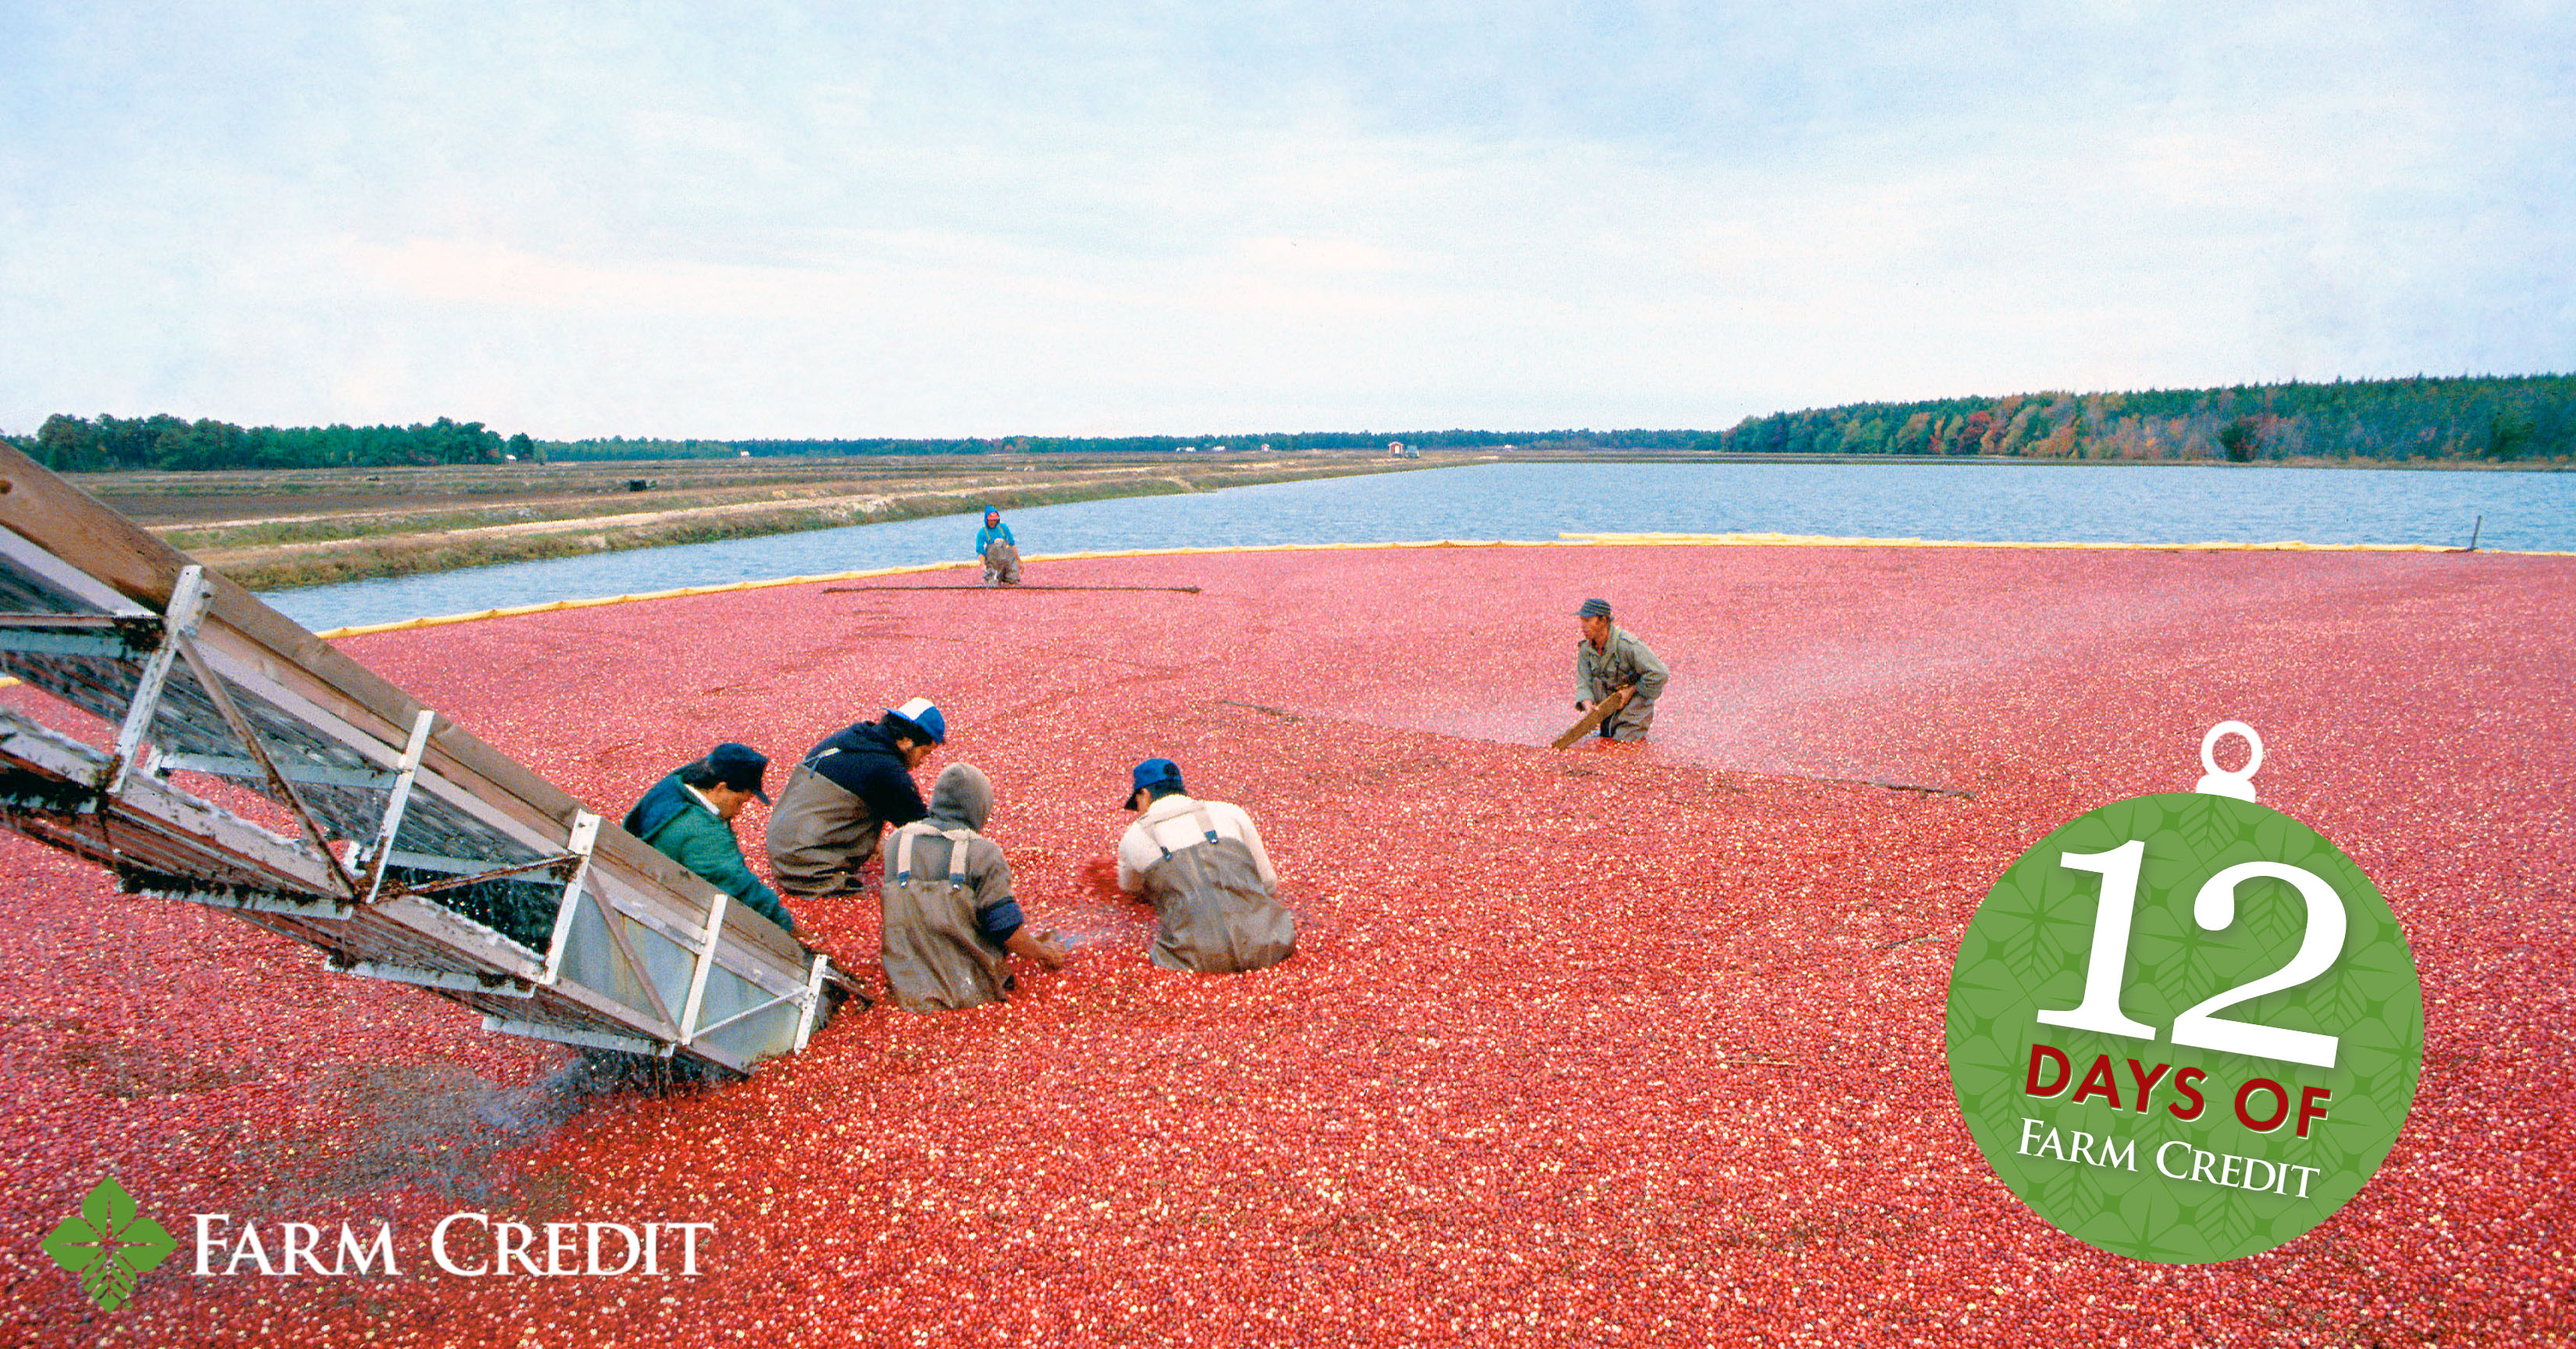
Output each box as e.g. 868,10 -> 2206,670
765,697 -> 946,900
974,507 -> 1022,586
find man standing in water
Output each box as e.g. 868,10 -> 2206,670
975,507 -> 1022,586
1573,597 -> 1670,742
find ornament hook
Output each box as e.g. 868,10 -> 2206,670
2195,721 -> 2264,803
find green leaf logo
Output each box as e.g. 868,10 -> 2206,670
42,1178 -> 176,1311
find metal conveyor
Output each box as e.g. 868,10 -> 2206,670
0,447 -> 855,1076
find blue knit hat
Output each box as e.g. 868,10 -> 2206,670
1577,597 -> 1612,618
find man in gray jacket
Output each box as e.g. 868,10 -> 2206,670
1574,597 -> 1670,742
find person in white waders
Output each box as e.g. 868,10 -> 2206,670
881,763 -> 1066,1010
1114,758 -> 1295,973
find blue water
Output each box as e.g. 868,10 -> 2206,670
266,461 -> 2574,631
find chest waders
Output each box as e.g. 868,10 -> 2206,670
983,539 -> 1023,585
1137,806 -> 1297,973
880,823 -> 1010,1011
767,747 -> 882,895
1582,641 -> 1658,742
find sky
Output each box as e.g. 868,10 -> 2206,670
2,2 -> 2571,440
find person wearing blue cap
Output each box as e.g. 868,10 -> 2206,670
974,507 -> 1021,586
1114,757 -> 1295,973
765,697 -> 946,900
1574,598 -> 1669,742
621,742 -> 797,933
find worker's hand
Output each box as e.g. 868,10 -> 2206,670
1009,925 -> 1069,970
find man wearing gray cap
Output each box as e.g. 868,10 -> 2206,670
1574,598 -> 1670,742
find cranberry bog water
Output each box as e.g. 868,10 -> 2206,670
5,542 -> 2569,1346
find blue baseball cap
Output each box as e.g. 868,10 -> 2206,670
884,696 -> 948,746
1124,757 -> 1183,809
705,742 -> 771,803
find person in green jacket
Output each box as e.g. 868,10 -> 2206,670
622,742 -> 797,934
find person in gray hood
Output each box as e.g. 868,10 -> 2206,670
880,763 -> 1066,1011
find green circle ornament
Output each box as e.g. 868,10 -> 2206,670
1947,746 -> 2424,1263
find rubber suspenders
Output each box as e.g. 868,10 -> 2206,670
1152,806 -> 1225,860
893,823 -> 977,887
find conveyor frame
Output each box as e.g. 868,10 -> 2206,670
0,447 -> 859,1077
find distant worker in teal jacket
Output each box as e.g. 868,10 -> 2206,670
622,742 -> 797,934
974,507 -> 1022,586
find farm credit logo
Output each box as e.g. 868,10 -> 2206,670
44,1178 -> 176,1310
43,1177 -> 716,1309
1945,743 -> 2425,1263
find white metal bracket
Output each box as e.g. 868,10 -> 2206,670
361,707 -> 437,906
676,890 -> 731,1045
539,810 -> 603,985
101,565 -> 213,796
795,953 -> 834,1052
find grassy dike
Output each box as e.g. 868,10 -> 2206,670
154,456 -> 1463,592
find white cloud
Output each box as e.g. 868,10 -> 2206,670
0,2 -> 2568,437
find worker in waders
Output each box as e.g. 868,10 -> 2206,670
1573,597 -> 1669,742
1114,758 -> 1295,973
766,698 -> 942,901
881,763 -> 1067,1010
975,507 -> 1022,586
622,742 -> 798,934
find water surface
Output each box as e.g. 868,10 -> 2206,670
267,461 -> 2572,631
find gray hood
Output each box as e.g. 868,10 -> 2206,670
925,763 -> 993,831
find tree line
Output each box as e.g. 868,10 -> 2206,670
12,413 -> 536,472
1715,373 -> 2574,463
10,373 -> 2568,471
